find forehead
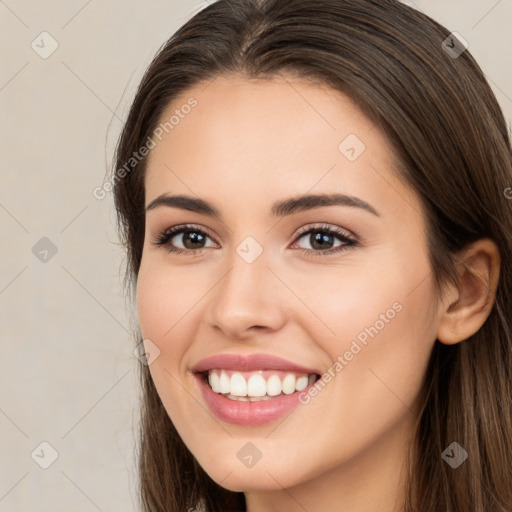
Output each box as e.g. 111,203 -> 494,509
144,74 -> 419,221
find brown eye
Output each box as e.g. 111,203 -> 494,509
151,223 -> 359,257
292,224 -> 358,256
151,225 -> 217,255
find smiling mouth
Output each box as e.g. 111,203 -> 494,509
201,369 -> 321,401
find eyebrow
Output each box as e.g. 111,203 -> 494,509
145,193 -> 380,218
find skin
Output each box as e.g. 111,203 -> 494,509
136,74 -> 500,512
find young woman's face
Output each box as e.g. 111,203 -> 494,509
136,74 -> 441,499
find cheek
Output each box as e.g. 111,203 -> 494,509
285,256 -> 427,347
293,245 -> 437,407
136,265 -> 193,412
318,265 -> 437,428
137,270 -> 165,346
136,261 -> 197,343
136,262 -> 206,408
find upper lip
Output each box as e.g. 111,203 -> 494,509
191,353 -> 321,375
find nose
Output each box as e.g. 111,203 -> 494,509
203,245 -> 288,340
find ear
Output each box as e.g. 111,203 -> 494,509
436,238 -> 500,345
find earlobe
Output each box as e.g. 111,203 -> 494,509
436,239 -> 500,345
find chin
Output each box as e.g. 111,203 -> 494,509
197,457 -> 309,493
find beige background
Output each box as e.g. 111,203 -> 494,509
1,1 -> 510,511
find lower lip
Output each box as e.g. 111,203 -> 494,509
195,373 -> 310,426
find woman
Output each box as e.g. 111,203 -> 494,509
111,0 -> 512,510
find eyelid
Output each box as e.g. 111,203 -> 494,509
151,222 -> 360,255
290,223 -> 359,255
152,223 -> 219,246
294,223 -> 354,239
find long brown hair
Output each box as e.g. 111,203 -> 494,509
111,1 -> 512,510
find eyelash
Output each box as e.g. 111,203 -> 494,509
151,223 -> 359,258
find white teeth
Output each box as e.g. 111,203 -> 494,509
247,374 -> 267,397
266,375 -> 282,396
230,372 -> 247,397
282,374 -> 296,394
207,369 -> 317,399
296,375 -> 309,391
224,394 -> 273,402
219,371 -> 230,394
209,371 -> 220,393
